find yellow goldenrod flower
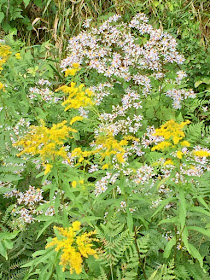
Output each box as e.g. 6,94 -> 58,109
176,151 -> 183,159
193,150 -> 210,157
72,63 -> 80,69
0,82 -> 5,91
65,63 -> 81,77
70,116 -> 84,125
46,222 -> 98,275
151,141 -> 172,151
15,53 -> 22,59
181,141 -> 190,147
94,133 -> 128,164
57,83 -> 94,110
102,163 -> 109,170
153,119 -> 190,145
72,221 -> 81,231
44,163 -> 53,175
13,120 -> 77,172
164,159 -> 174,166
0,43 -> 11,72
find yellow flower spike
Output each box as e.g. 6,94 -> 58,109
0,82 -> 5,91
193,150 -> 210,157
44,163 -> 53,175
65,69 -> 77,77
0,43 -> 11,72
164,159 -> 174,166
72,221 -> 81,231
176,151 -> 183,159
151,141 -> 172,151
72,181 -> 77,188
181,141 -> 190,147
15,53 -> 22,59
72,63 -> 80,69
102,163 -> 109,170
70,116 -> 84,125
46,221 -> 98,275
152,120 -> 191,151
14,120 -> 76,172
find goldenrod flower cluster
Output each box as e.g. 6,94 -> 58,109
56,82 -> 94,110
71,134 -> 137,165
0,82 -> 5,91
94,133 -> 133,164
46,221 -> 98,275
152,120 -> 190,151
0,43 -> 11,72
65,63 -> 81,77
13,120 -> 77,174
193,150 -> 210,157
151,120 -> 210,161
15,52 -> 22,59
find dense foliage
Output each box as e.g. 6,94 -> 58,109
0,1 -> 209,280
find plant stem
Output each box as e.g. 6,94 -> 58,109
134,226 -> 147,280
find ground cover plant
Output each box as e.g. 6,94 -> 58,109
0,2 -> 209,280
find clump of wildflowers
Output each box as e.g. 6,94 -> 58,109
56,82 -> 94,110
61,13 -> 195,109
46,221 -> 98,274
151,119 -> 191,151
0,42 -> 11,72
13,120 -> 77,174
65,63 -> 81,77
0,82 -> 5,91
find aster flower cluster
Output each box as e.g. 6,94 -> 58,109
5,186 -> 43,224
94,172 -> 119,196
61,13 -> 194,110
29,79 -> 61,103
3,182 -> 69,228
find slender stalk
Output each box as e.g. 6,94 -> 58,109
134,226 -> 147,280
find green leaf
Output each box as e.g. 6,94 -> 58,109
152,197 -> 177,218
195,80 -> 203,88
188,244 -> 203,268
126,209 -> 134,233
3,239 -> 13,250
187,226 -> 210,238
0,12 -> 4,24
0,242 -> 7,259
37,219 -> 55,240
179,190 -> 186,231
189,206 -> 210,217
158,217 -> 178,225
182,227 -> 190,252
163,236 -> 176,258
23,0 -> 30,7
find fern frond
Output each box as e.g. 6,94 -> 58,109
184,262 -> 210,280
185,122 -> 204,144
96,215 -> 134,267
137,234 -> 149,258
175,264 -> 191,280
94,267 -> 108,280
148,259 -> 175,280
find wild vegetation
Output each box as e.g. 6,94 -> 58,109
0,1 -> 209,279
